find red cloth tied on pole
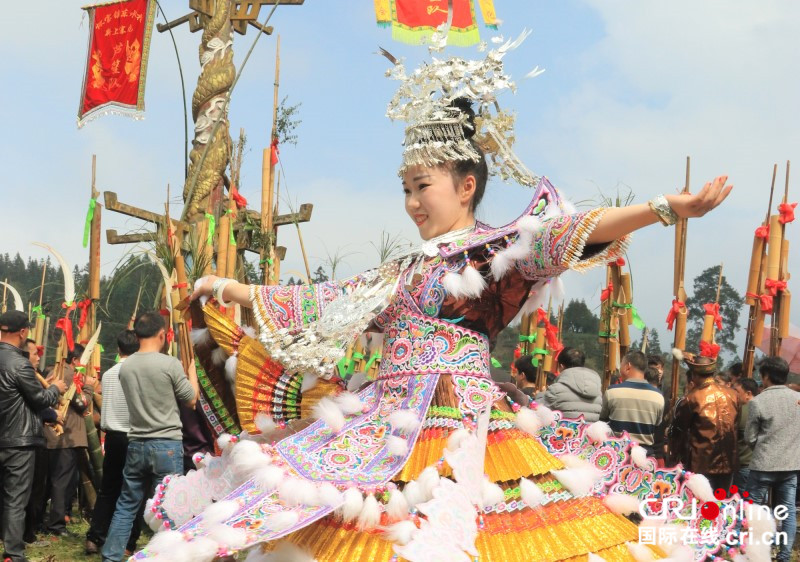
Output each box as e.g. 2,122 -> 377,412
231,185 -> 248,208
55,317 -> 75,351
78,0 -> 156,127
76,299 -> 93,331
747,292 -> 774,314
765,278 -> 788,296
73,371 -> 85,395
755,224 -> 770,239
699,340 -> 721,359
607,258 -> 626,267
702,302 -> 723,331
778,202 -> 797,224
270,139 -> 280,166
666,299 -> 685,331
536,308 -> 563,356
166,328 -> 174,346
600,281 -> 614,302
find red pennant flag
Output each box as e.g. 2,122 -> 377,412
78,0 -> 156,127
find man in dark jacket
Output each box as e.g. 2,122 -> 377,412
0,311 -> 66,562
543,348 -> 603,422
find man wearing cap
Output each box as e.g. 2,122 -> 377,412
0,310 -> 66,562
669,352 -> 740,490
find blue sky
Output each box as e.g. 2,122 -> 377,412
2,1 -> 799,353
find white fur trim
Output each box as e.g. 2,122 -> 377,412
201,500 -> 239,526
211,346 -> 229,366
558,454 -> 590,469
262,512 -> 300,534
317,482 -> 343,508
586,421 -> 612,443
333,391 -> 364,416
254,413 -> 277,435
147,530 -> 187,555
446,428 -> 470,451
520,478 -> 545,508
385,488 -> 410,521
242,325 -> 257,339
190,327 -> 211,346
515,408 -> 544,436
402,481 -> 426,508
442,271 -> 467,299
685,473 -> 714,502
388,409 -> 419,433
480,479 -> 505,508
630,445 -> 653,470
312,398 -> 346,432
346,372 -> 368,392
381,520 -> 418,546
744,503 -> 776,562
278,478 -> 319,506
231,440 -> 271,477
551,466 -> 602,497
671,348 -> 684,361
252,465 -> 285,491
603,493 -> 641,516
340,488 -> 364,522
460,263 -> 487,299
549,277 -> 565,304
224,354 -> 238,389
417,466 -> 441,499
534,404 -> 556,426
387,435 -> 409,457
216,433 -> 236,451
356,494 -> 382,530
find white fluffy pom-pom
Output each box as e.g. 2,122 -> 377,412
184,536 -> 221,562
224,354 -> 238,388
381,520 -> 418,546
216,433 -> 236,452
316,482 -> 343,507
386,488 -> 409,521
586,421 -> 612,443
442,271 -> 466,299
211,346 -> 229,366
480,479 -> 506,508
558,454 -> 590,469
356,494 -> 382,530
254,412 -> 277,435
147,530 -> 187,555
388,409 -> 419,433
671,348 -> 684,361
340,488 -> 364,522
489,248 -> 514,281
587,554 -> 607,562
446,428 -> 470,451
402,481 -> 426,508
515,408 -> 544,436
313,398 -> 346,432
262,512 -> 300,533
387,435 -> 409,457
534,404 -> 556,426
744,503 -> 776,562
685,473 -> 714,502
201,500 -> 239,526
252,465 -> 285,491
459,263 -> 488,299
334,391 -> 364,416
603,493 -> 641,516
417,466 -> 441,499
230,438 -> 270,477
278,478 -> 319,506
630,445 -> 652,470
552,466 -> 602,497
520,478 -> 545,508
625,541 -> 655,561
190,327 -> 211,346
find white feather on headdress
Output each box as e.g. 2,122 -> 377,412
33,242 -> 75,305
0,281 -> 24,312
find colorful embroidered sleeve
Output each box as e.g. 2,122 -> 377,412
515,208 -> 630,280
249,275 -> 369,336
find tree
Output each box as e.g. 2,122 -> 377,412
562,299 -> 598,334
685,265 -> 743,356
632,329 -> 664,357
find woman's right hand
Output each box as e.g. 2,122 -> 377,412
190,275 -> 219,302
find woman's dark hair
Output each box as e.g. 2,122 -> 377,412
134,311 -> 165,339
514,355 -> 537,384
448,98 -> 488,211
117,329 -> 140,356
759,356 -> 790,385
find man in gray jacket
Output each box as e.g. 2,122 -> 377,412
543,347 -> 602,422
745,356 -> 800,562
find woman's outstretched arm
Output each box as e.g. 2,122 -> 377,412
587,175 -> 732,244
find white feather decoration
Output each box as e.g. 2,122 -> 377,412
147,530 -> 187,555
671,348 -> 684,361
558,454 -> 590,469
685,473 -> 714,502
446,428 -> 470,451
385,488 -> 409,521
0,282 -> 23,312
625,541 -> 655,561
33,242 -> 75,305
224,354 -> 238,389
630,445 -> 652,470
381,520 -> 418,546
587,421 -> 612,443
480,479 -> 505,508
560,198 -> 577,216
551,466 -> 602,497
460,263 -> 488,299
201,500 -> 239,526
356,494 -> 382,530
216,433 -> 235,451
263,512 -> 300,534
388,409 -> 419,433
520,478 -> 545,508
334,391 -> 364,416
515,408 -> 544,436
190,328 -> 211,346
387,435 -> 409,457
316,482 -> 343,507
417,466 -> 441,499
549,277 -> 565,304
603,493 -> 641,516
442,271 -> 467,299
517,214 -> 543,234
184,536 -> 220,562
80,323 -> 103,366
230,440 -> 270,476
534,404 -> 556,426
252,465 -> 285,491
402,481 -> 426,508
211,346 -> 229,366
278,478 -> 319,506
301,373 -> 319,392
313,398 -> 346,432
254,412 -> 277,435
208,524 -> 248,549
340,488 -> 364,522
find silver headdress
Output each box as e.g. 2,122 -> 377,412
386,28 -> 545,187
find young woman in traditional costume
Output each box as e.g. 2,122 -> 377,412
135,35 -> 734,562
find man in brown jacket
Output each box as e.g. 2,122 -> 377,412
669,353 -> 740,490
43,344 -> 96,536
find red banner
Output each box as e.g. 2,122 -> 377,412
390,0 -> 480,46
78,0 -> 155,127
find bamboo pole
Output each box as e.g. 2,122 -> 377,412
669,157 -> 691,406
770,161 -> 791,356
742,165 -> 778,376
261,35 -> 281,284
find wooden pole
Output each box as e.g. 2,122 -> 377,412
669,157 -> 691,406
743,165 -> 778,376
770,161 -> 791,356
261,35 -> 281,284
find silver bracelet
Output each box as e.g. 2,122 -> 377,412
648,194 -> 679,226
212,278 -> 234,307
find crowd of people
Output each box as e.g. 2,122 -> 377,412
1,304 -> 798,561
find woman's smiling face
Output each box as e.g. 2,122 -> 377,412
402,164 -> 476,240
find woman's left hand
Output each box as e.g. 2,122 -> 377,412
666,175 -> 733,219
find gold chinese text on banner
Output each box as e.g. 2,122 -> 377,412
78,0 -> 156,127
